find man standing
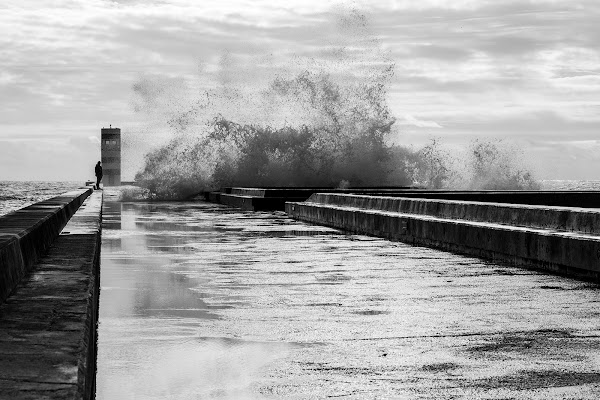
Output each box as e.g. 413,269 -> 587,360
95,161 -> 103,190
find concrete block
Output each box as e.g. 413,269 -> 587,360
0,189 -> 92,305
306,194 -> 600,234
219,194 -> 308,211
286,195 -> 600,281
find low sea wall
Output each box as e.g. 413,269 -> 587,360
211,187 -> 414,211
0,190 -> 102,399
0,188 -> 92,304
354,190 -> 600,208
209,187 -> 600,211
286,194 -> 600,281
219,194 -> 308,211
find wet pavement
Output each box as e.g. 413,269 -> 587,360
96,196 -> 600,399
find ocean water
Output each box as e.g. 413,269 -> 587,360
1,180 -> 600,218
0,181 -> 82,217
540,180 -> 600,191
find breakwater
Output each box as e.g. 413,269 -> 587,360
0,189 -> 102,399
286,193 -> 600,281
0,188 -> 92,304
208,187 -> 600,211
355,189 -> 600,208
208,187 -> 414,211
204,187 -> 600,281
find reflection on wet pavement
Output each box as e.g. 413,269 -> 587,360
96,198 -> 600,399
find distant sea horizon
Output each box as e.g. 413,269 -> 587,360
0,181 -> 82,217
1,179 -> 600,217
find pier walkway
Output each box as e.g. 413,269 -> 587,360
0,190 -> 101,400
96,192 -> 600,399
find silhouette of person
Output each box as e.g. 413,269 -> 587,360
95,161 -> 103,190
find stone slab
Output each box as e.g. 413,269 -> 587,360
0,188 -> 92,305
350,190 -> 600,208
0,191 -> 102,400
307,193 -> 600,234
286,195 -> 600,281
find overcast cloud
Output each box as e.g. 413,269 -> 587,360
1,0 -> 599,180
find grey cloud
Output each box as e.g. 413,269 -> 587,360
446,110 -> 600,139
392,73 -> 535,94
552,68 -> 600,79
106,22 -> 263,60
393,76 -> 484,93
409,44 -> 473,61
370,0 -> 600,62
475,34 -> 547,58
68,134 -> 100,151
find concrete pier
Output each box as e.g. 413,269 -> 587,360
3,185 -> 600,398
0,190 -> 102,399
286,194 -> 600,281
96,195 -> 600,399
0,188 -> 92,305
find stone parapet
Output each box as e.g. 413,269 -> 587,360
0,190 -> 102,399
0,188 -> 92,305
307,193 -> 600,234
286,194 -> 600,281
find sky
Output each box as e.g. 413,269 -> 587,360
1,0 -> 600,181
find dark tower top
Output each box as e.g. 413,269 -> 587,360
101,127 -> 121,136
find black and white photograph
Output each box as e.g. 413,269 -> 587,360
2,1 -> 600,399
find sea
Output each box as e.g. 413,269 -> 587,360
0,181 -> 83,217
1,180 -> 600,218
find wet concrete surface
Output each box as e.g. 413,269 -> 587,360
96,193 -> 600,399
0,190 -> 101,399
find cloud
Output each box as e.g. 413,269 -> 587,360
69,134 -> 101,151
0,72 -> 19,85
2,0 -> 600,180
400,114 -> 443,128
0,136 -> 97,181
464,110 -> 600,135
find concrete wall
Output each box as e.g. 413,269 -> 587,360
213,187 -> 600,211
219,193 -> 308,211
216,187 -> 416,211
307,194 -> 600,234
341,190 -> 600,208
286,194 -> 600,281
0,188 -> 92,305
0,190 -> 102,399
227,187 -> 414,198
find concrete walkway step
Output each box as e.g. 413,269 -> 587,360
286,196 -> 600,281
0,191 -> 102,400
308,193 -> 600,234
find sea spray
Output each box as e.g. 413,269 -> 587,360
411,138 -> 453,189
463,138 -> 540,190
132,8 -> 540,198
413,138 -> 540,190
133,9 -> 413,199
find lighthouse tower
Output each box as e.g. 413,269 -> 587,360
101,126 -> 121,186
